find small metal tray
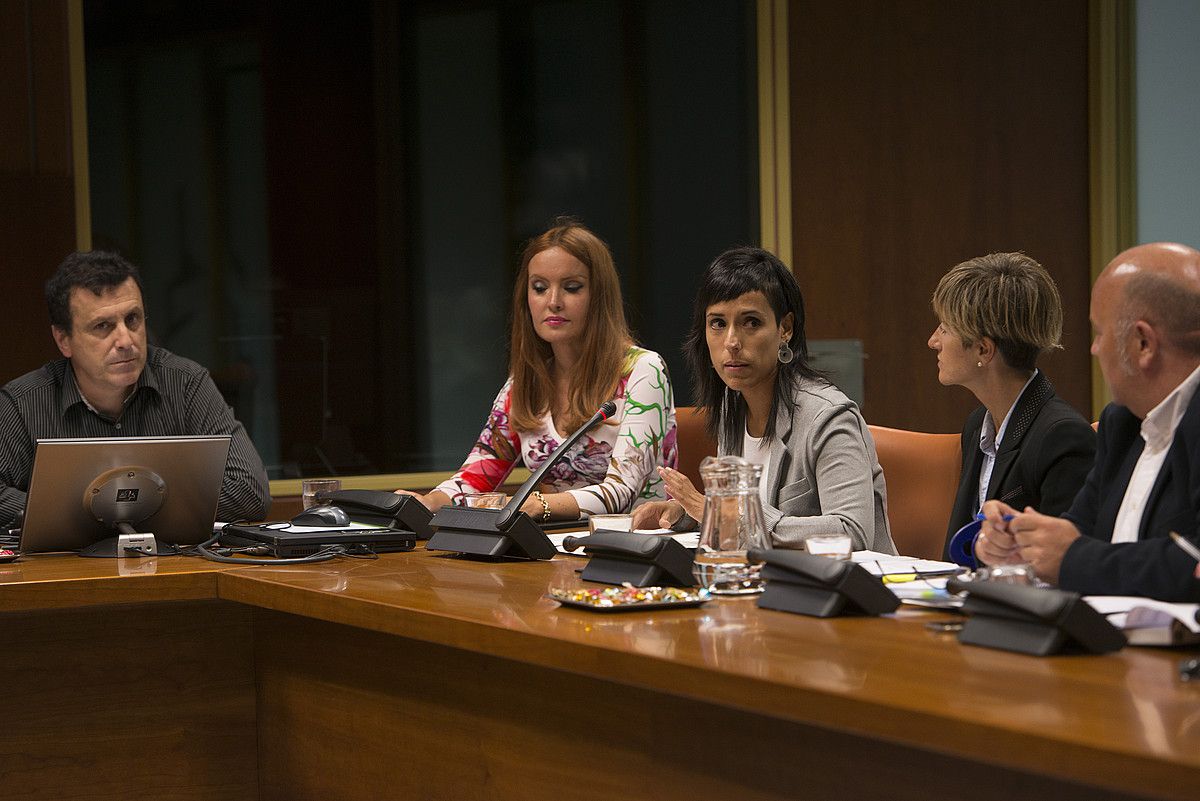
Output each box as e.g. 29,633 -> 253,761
548,585 -> 710,612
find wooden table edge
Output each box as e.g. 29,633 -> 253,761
216,567 -> 1200,801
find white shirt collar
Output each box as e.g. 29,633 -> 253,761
979,370 -> 1038,456
1140,363 -> 1200,453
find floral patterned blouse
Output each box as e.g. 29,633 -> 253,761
435,347 -> 677,515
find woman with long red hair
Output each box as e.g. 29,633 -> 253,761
402,220 -> 677,522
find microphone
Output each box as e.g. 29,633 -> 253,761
495,400 -> 617,531
426,400 -> 618,560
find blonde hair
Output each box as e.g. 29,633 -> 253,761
932,252 -> 1063,371
509,221 -> 633,433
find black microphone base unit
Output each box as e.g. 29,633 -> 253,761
750,550 -> 900,618
426,507 -> 556,561
957,614 -> 1080,657
573,531 -> 698,588
950,581 -> 1126,656
581,557 -> 671,588
757,579 -> 860,618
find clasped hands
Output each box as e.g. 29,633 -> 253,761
630,466 -> 705,530
976,500 -> 1081,585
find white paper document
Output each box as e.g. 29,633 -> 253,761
851,550 -> 962,578
1084,596 -> 1200,645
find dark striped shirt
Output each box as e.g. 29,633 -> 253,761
0,347 -> 271,526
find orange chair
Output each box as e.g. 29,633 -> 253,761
868,425 -> 962,560
674,406 -> 718,489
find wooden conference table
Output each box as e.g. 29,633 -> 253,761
1,547 -> 1197,801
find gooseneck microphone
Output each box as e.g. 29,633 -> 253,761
495,400 -> 617,531
426,400 -> 619,560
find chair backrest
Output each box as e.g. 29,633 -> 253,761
675,406 -> 718,489
673,411 -> 960,560
868,425 -> 962,560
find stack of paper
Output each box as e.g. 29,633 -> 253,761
846,551 -> 962,609
851,551 -> 962,579
1084,596 -> 1200,646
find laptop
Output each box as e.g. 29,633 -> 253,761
19,435 -> 230,554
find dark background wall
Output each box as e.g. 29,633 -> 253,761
0,0 -> 1096,466
77,0 -> 757,477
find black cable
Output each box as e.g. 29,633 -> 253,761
339,544 -> 381,560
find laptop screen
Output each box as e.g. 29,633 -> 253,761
19,435 -> 230,554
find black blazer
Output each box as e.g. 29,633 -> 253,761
1061,384 -> 1200,601
943,372 -> 1096,560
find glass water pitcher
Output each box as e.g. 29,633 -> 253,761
697,455 -> 767,555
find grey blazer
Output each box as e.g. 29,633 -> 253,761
684,378 -> 896,554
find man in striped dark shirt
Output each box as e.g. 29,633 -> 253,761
0,251 -> 271,527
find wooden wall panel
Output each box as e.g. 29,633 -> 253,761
0,0 -> 78,382
28,2 -> 72,174
788,0 -> 1093,431
0,2 -> 34,173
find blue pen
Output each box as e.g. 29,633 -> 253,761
973,511 -> 1016,525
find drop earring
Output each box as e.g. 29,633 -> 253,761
778,341 -> 794,364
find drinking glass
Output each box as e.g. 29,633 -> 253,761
805,533 -> 852,560
589,513 -> 633,534
301,478 -> 341,509
465,492 -> 506,509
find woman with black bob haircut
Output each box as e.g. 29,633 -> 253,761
632,246 -> 896,553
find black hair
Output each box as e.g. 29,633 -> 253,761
45,251 -> 144,332
684,246 -> 822,447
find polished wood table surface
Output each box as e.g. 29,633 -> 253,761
2,548 -> 1198,800
0,549 -> 239,611
220,550 -> 1200,801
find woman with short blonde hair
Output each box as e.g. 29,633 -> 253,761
932,252 -> 1064,372
928,252 -> 1095,564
